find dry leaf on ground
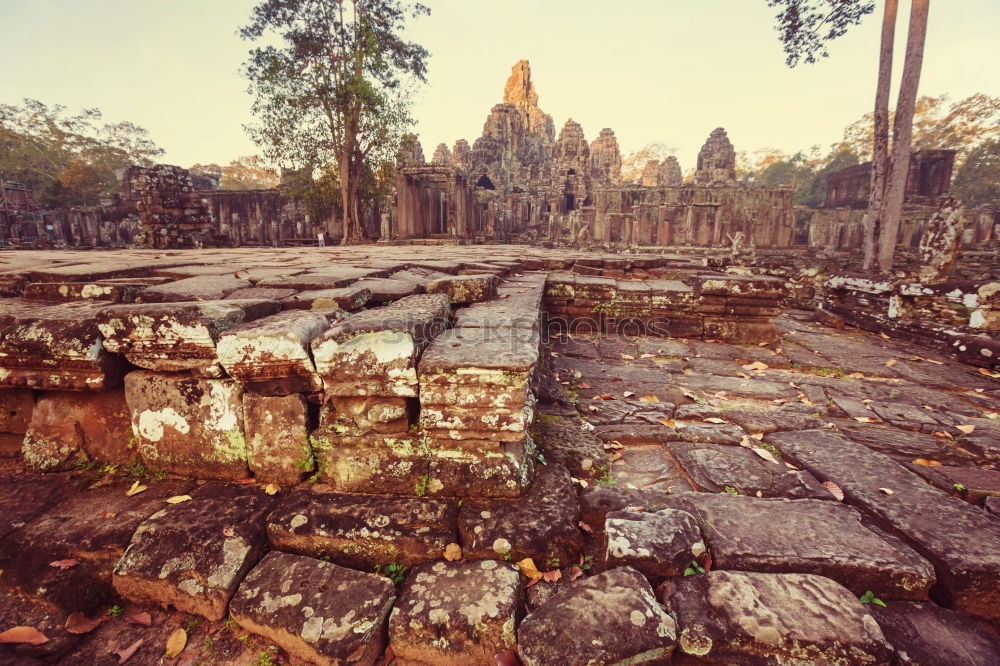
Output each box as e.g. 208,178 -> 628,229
165,495 -> 191,504
912,458 -> 942,466
751,447 -> 780,465
0,626 -> 49,645
124,611 -> 152,626
956,424 -> 976,434
115,638 -> 144,664
125,480 -> 147,497
515,558 -> 543,580
822,481 -> 845,501
443,543 -> 463,561
264,484 -> 280,496
65,611 -> 105,634
49,559 -> 80,569
165,628 -> 187,657
542,569 -> 562,582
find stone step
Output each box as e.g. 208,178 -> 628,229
766,428 -> 1000,620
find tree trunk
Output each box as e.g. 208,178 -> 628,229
338,143 -> 352,243
877,0 -> 930,273
863,0 -> 898,272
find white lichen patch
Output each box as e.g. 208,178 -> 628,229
137,407 -> 191,442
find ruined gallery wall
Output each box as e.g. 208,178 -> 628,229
804,205 -> 1000,252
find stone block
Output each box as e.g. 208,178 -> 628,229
232,551 -> 396,666
22,389 -> 133,471
312,435 -> 430,495
604,509 -> 706,580
427,436 -> 535,498
767,428 -> 1000,619
458,463 -> 582,563
217,309 -> 342,394
703,316 -> 778,343
22,281 -> 145,302
663,571 -> 892,664
267,488 -> 458,569
319,395 -> 416,435
418,327 -> 539,392
517,567 -> 676,666
424,273 -> 500,304
0,299 -> 127,391
256,266 -> 386,290
388,560 -> 521,666
868,601 -> 1000,666
280,285 -> 372,311
135,274 -> 252,302
124,370 -> 249,480
0,387 -> 33,434
98,299 -> 281,377
113,483 -> 277,620
312,293 -> 451,397
243,392 -> 310,485
352,277 -> 422,302
419,402 -> 533,442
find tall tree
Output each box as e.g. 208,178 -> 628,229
768,0 -> 933,272
241,0 -> 430,244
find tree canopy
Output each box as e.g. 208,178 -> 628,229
767,0 -> 875,66
190,155 -> 281,191
0,99 -> 164,207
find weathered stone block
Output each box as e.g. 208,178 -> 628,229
243,392 -> 310,485
604,509 -> 705,580
703,316 -> 778,343
113,483 -> 277,620
267,488 -> 458,569
232,551 -> 396,666
124,370 -> 249,480
0,387 -> 33,435
280,285 -> 372,311
135,274 -> 252,302
427,436 -> 535,498
319,395 -> 415,436
517,567 -> 676,666
418,327 -> 539,394
458,463 -> 582,563
663,571 -> 892,664
217,309 -> 342,394
22,281 -> 145,302
388,560 -> 521,666
312,293 -> 451,397
868,601 -> 1000,666
98,299 -> 281,377
22,389 -> 133,471
419,402 -> 533,442
313,435 -> 430,495
0,299 -> 127,391
424,273 -> 500,304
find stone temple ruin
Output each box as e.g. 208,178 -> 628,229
2,62 -> 1000,666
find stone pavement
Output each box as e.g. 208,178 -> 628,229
1,246 -> 999,665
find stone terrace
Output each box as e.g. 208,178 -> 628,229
1,246 -> 999,665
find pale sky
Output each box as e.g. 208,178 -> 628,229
2,0 -> 997,170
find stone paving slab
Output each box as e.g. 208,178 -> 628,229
231,551 -> 396,666
113,482 -> 277,620
767,428 -> 1000,620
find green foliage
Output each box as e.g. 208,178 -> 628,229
257,649 -> 275,666
859,590 -> 886,607
0,99 -> 163,207
723,486 -> 740,496
767,0 -> 875,68
595,465 -> 616,486
545,554 -> 560,570
953,483 -> 966,492
414,474 -> 431,497
683,560 -> 706,576
953,139 -> 1000,208
579,554 -> 594,570
374,562 -> 408,585
106,604 -> 123,618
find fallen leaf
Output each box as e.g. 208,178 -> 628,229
751,447 -> 781,465
578,520 -> 594,534
594,394 -> 613,400
742,361 -> 769,371
494,649 -> 521,666
703,417 -> 726,424
264,484 -> 280,496
124,611 -> 152,627
623,391 -> 635,398
739,436 -> 752,448
925,359 -> 944,365
623,505 -> 645,512
515,558 -> 543,580
603,440 -> 624,450
848,372 -> 865,379
880,332 -> 890,339
822,481 -> 845,501
853,416 -> 876,423
577,382 -> 591,389
49,558 -> 80,569
799,396 -> 814,405
165,495 -> 191,504
639,395 -> 660,402
703,551 -> 713,572
222,527 -> 235,537
885,359 -> 897,367
443,543 -> 463,561
912,458 -> 942,466
956,424 -> 976,435
65,611 -> 105,634
750,432 -> 765,440
125,480 -> 147,497
0,626 -> 49,645
932,431 -> 954,440
542,569 -> 562,582
101,511 -> 117,519
879,488 -> 894,495
978,367 -> 1000,378
567,565 -> 584,581
115,638 -> 144,664
165,628 -> 187,658
658,419 -> 676,428
737,372 -> 751,379
620,354 -> 635,361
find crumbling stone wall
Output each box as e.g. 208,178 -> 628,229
126,165 -> 214,248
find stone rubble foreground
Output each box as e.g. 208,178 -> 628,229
0,245 -> 999,665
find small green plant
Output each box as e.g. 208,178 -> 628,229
953,483 -> 966,492
501,549 -> 512,561
220,615 -> 235,632
307,456 -> 326,483
595,464 -> 615,486
758,443 -> 782,457
545,554 -> 560,570
316,551 -> 332,562
238,634 -> 249,642
888,389 -> 899,400
257,648 -> 275,666
579,554 -> 594,570
375,562 -> 408,585
536,453 -> 548,465
414,474 -> 432,497
683,560 -> 705,576
859,590 -> 886,607
184,616 -> 202,634
106,604 -> 123,618
408,423 -> 419,432
723,486 -> 739,496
